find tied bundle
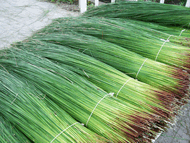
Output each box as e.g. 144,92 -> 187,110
113,18 -> 190,38
84,1 -> 190,28
0,48 -> 177,143
0,69 -> 107,143
37,17 -> 190,72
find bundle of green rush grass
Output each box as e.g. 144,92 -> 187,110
113,18 -> 190,38
15,35 -> 189,100
37,17 -> 190,47
0,49 -> 176,142
84,1 -> 190,28
37,17 -> 190,71
0,69 -> 107,143
0,116 -> 30,143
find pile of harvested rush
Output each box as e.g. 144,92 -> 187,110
1,1 -> 190,143
0,48 -> 176,142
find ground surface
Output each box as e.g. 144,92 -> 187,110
0,0 -> 190,142
0,0 -> 79,50
155,101 -> 190,143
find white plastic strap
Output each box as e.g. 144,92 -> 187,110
83,70 -> 89,78
86,92 -> 114,126
50,122 -> 82,143
0,64 -> 9,73
11,93 -> 18,105
136,58 -> 148,79
116,79 -> 131,97
155,35 -> 172,61
179,29 -> 186,36
29,93 -> 46,100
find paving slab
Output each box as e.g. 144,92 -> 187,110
155,101 -> 190,143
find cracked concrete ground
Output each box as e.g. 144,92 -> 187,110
0,0 -> 190,142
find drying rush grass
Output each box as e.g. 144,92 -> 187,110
0,48 -> 180,142
112,18 -> 190,38
84,1 -> 190,28
1,5 -> 190,142
0,69 -> 108,143
19,30 -> 190,101
33,17 -> 190,71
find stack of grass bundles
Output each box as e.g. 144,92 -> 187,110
23,28 -> 190,98
0,116 -> 30,143
0,69 -> 107,143
39,17 -> 190,71
84,1 -> 190,28
10,43 -> 179,112
0,48 -> 176,142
